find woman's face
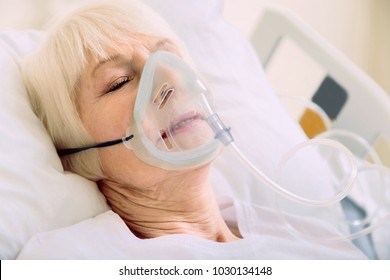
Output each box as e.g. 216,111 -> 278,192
77,34 -> 211,187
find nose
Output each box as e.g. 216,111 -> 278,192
153,83 -> 175,110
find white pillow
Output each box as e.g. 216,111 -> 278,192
0,30 -> 110,259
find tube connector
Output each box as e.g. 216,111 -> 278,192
206,113 -> 234,146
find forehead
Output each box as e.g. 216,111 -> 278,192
90,34 -> 178,61
85,35 -> 180,77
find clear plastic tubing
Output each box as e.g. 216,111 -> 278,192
207,110 -> 358,208
317,129 -> 383,166
228,138 -> 358,207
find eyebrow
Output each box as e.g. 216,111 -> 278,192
92,55 -> 124,76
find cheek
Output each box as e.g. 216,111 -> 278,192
85,96 -> 135,143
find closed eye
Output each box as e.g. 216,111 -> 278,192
107,76 -> 132,93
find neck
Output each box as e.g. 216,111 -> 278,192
99,169 -> 240,242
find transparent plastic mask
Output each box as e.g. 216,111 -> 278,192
123,51 -> 222,170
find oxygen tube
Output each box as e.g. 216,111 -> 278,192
202,92 -> 358,207
205,90 -> 390,241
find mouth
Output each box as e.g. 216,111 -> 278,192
158,112 -> 204,147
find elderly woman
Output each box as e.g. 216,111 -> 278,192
22,0 -> 366,258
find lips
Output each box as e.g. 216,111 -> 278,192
160,112 -> 203,140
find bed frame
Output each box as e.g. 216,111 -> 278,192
250,5 -> 390,165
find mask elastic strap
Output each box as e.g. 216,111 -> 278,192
57,135 -> 134,156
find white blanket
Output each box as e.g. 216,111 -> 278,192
18,198 -> 367,260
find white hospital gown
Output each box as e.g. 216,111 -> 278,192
17,198 -> 367,259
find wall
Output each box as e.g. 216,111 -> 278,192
370,0 -> 390,94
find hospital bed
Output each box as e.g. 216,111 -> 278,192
0,0 -> 389,260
